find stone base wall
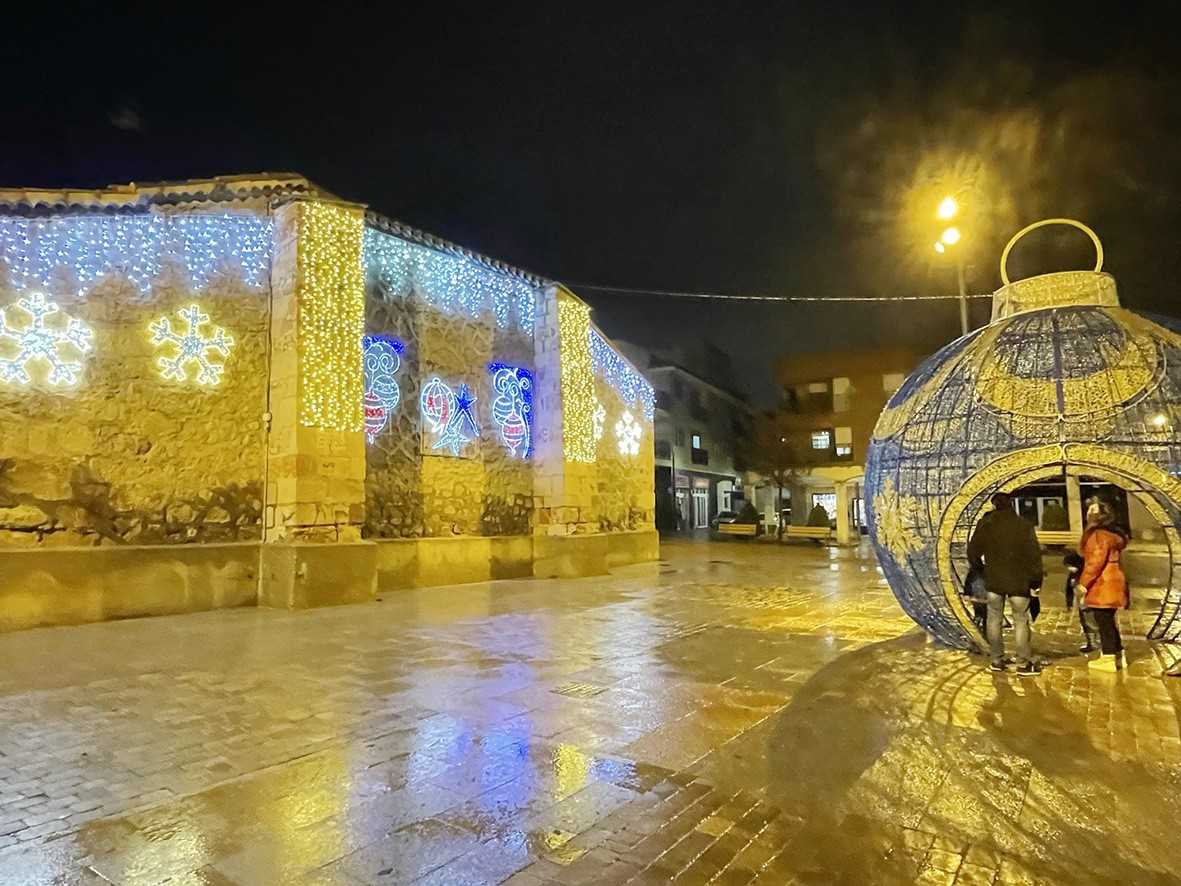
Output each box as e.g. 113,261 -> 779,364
0,542 -> 259,633
0,528 -> 660,633
375,535 -> 535,590
257,541 -> 377,609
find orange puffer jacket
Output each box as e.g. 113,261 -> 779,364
1079,527 -> 1129,610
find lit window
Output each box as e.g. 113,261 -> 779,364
691,434 -> 702,449
834,427 -> 852,459
811,430 -> 831,450
833,377 -> 851,412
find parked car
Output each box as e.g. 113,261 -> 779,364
711,510 -> 738,529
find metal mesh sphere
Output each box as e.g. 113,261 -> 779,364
865,269 -> 1181,648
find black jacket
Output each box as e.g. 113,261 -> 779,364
967,508 -> 1043,597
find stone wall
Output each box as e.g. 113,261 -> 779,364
591,376 -> 656,532
0,227 -> 268,547
362,240 -> 535,539
0,197 -> 657,623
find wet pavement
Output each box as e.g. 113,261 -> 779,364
1,539 -> 1180,885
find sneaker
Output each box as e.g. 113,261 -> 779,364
1089,654 -> 1123,673
1016,662 -> 1042,677
990,661 -> 1007,672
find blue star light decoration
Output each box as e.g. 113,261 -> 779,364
149,304 -> 233,385
432,382 -> 481,455
0,292 -> 94,386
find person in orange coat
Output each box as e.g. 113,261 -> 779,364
1076,503 -> 1130,672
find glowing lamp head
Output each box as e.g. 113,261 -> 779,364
937,196 -> 958,220
1152,413 -> 1169,429
933,241 -> 946,254
940,227 -> 961,246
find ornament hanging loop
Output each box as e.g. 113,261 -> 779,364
999,218 -> 1103,285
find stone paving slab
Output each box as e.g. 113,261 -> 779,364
0,540 -> 1180,884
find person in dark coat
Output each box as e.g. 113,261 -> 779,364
967,492 -> 1045,675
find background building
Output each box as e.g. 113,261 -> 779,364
0,174 -> 656,632
618,342 -> 753,530
773,348 -> 921,543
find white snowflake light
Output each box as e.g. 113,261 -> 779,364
0,292 -> 93,386
592,400 -> 606,442
149,304 -> 233,385
615,410 -> 642,456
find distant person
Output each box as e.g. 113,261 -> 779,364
1085,496 -> 1104,524
807,503 -> 831,528
967,492 -> 1045,676
1077,503 -> 1130,672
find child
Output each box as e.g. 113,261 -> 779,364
1064,550 -> 1099,653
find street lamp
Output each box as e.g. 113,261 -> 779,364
933,197 -> 969,337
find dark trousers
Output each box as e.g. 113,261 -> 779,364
973,602 -> 988,633
1091,608 -> 1123,654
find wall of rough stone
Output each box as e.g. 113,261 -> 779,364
362,248 -> 535,539
0,241 -> 268,547
590,376 -> 656,532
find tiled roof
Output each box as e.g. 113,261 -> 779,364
364,211 -> 553,290
0,173 -> 324,215
0,172 -> 555,290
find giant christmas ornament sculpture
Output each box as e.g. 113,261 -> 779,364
866,219 -> 1181,649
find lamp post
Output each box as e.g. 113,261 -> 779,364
934,197 -> 970,337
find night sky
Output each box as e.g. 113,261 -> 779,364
4,2 -> 1179,403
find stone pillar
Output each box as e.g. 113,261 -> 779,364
530,286 -> 605,576
259,199 -> 375,608
1065,471 -> 1085,535
835,479 -> 855,545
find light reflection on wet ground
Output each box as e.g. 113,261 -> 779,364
0,539 -> 1179,884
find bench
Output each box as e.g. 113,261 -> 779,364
785,525 -> 833,544
716,523 -> 759,538
1037,530 -> 1077,547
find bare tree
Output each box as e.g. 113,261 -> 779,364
742,411 -> 814,540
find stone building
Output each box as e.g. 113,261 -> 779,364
0,174 -> 656,632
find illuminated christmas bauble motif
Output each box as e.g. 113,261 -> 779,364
363,391 -> 387,443
865,219 -> 1181,648
420,376 -> 453,434
490,365 -> 533,457
362,336 -> 403,444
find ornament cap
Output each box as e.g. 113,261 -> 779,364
992,219 -> 1117,321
